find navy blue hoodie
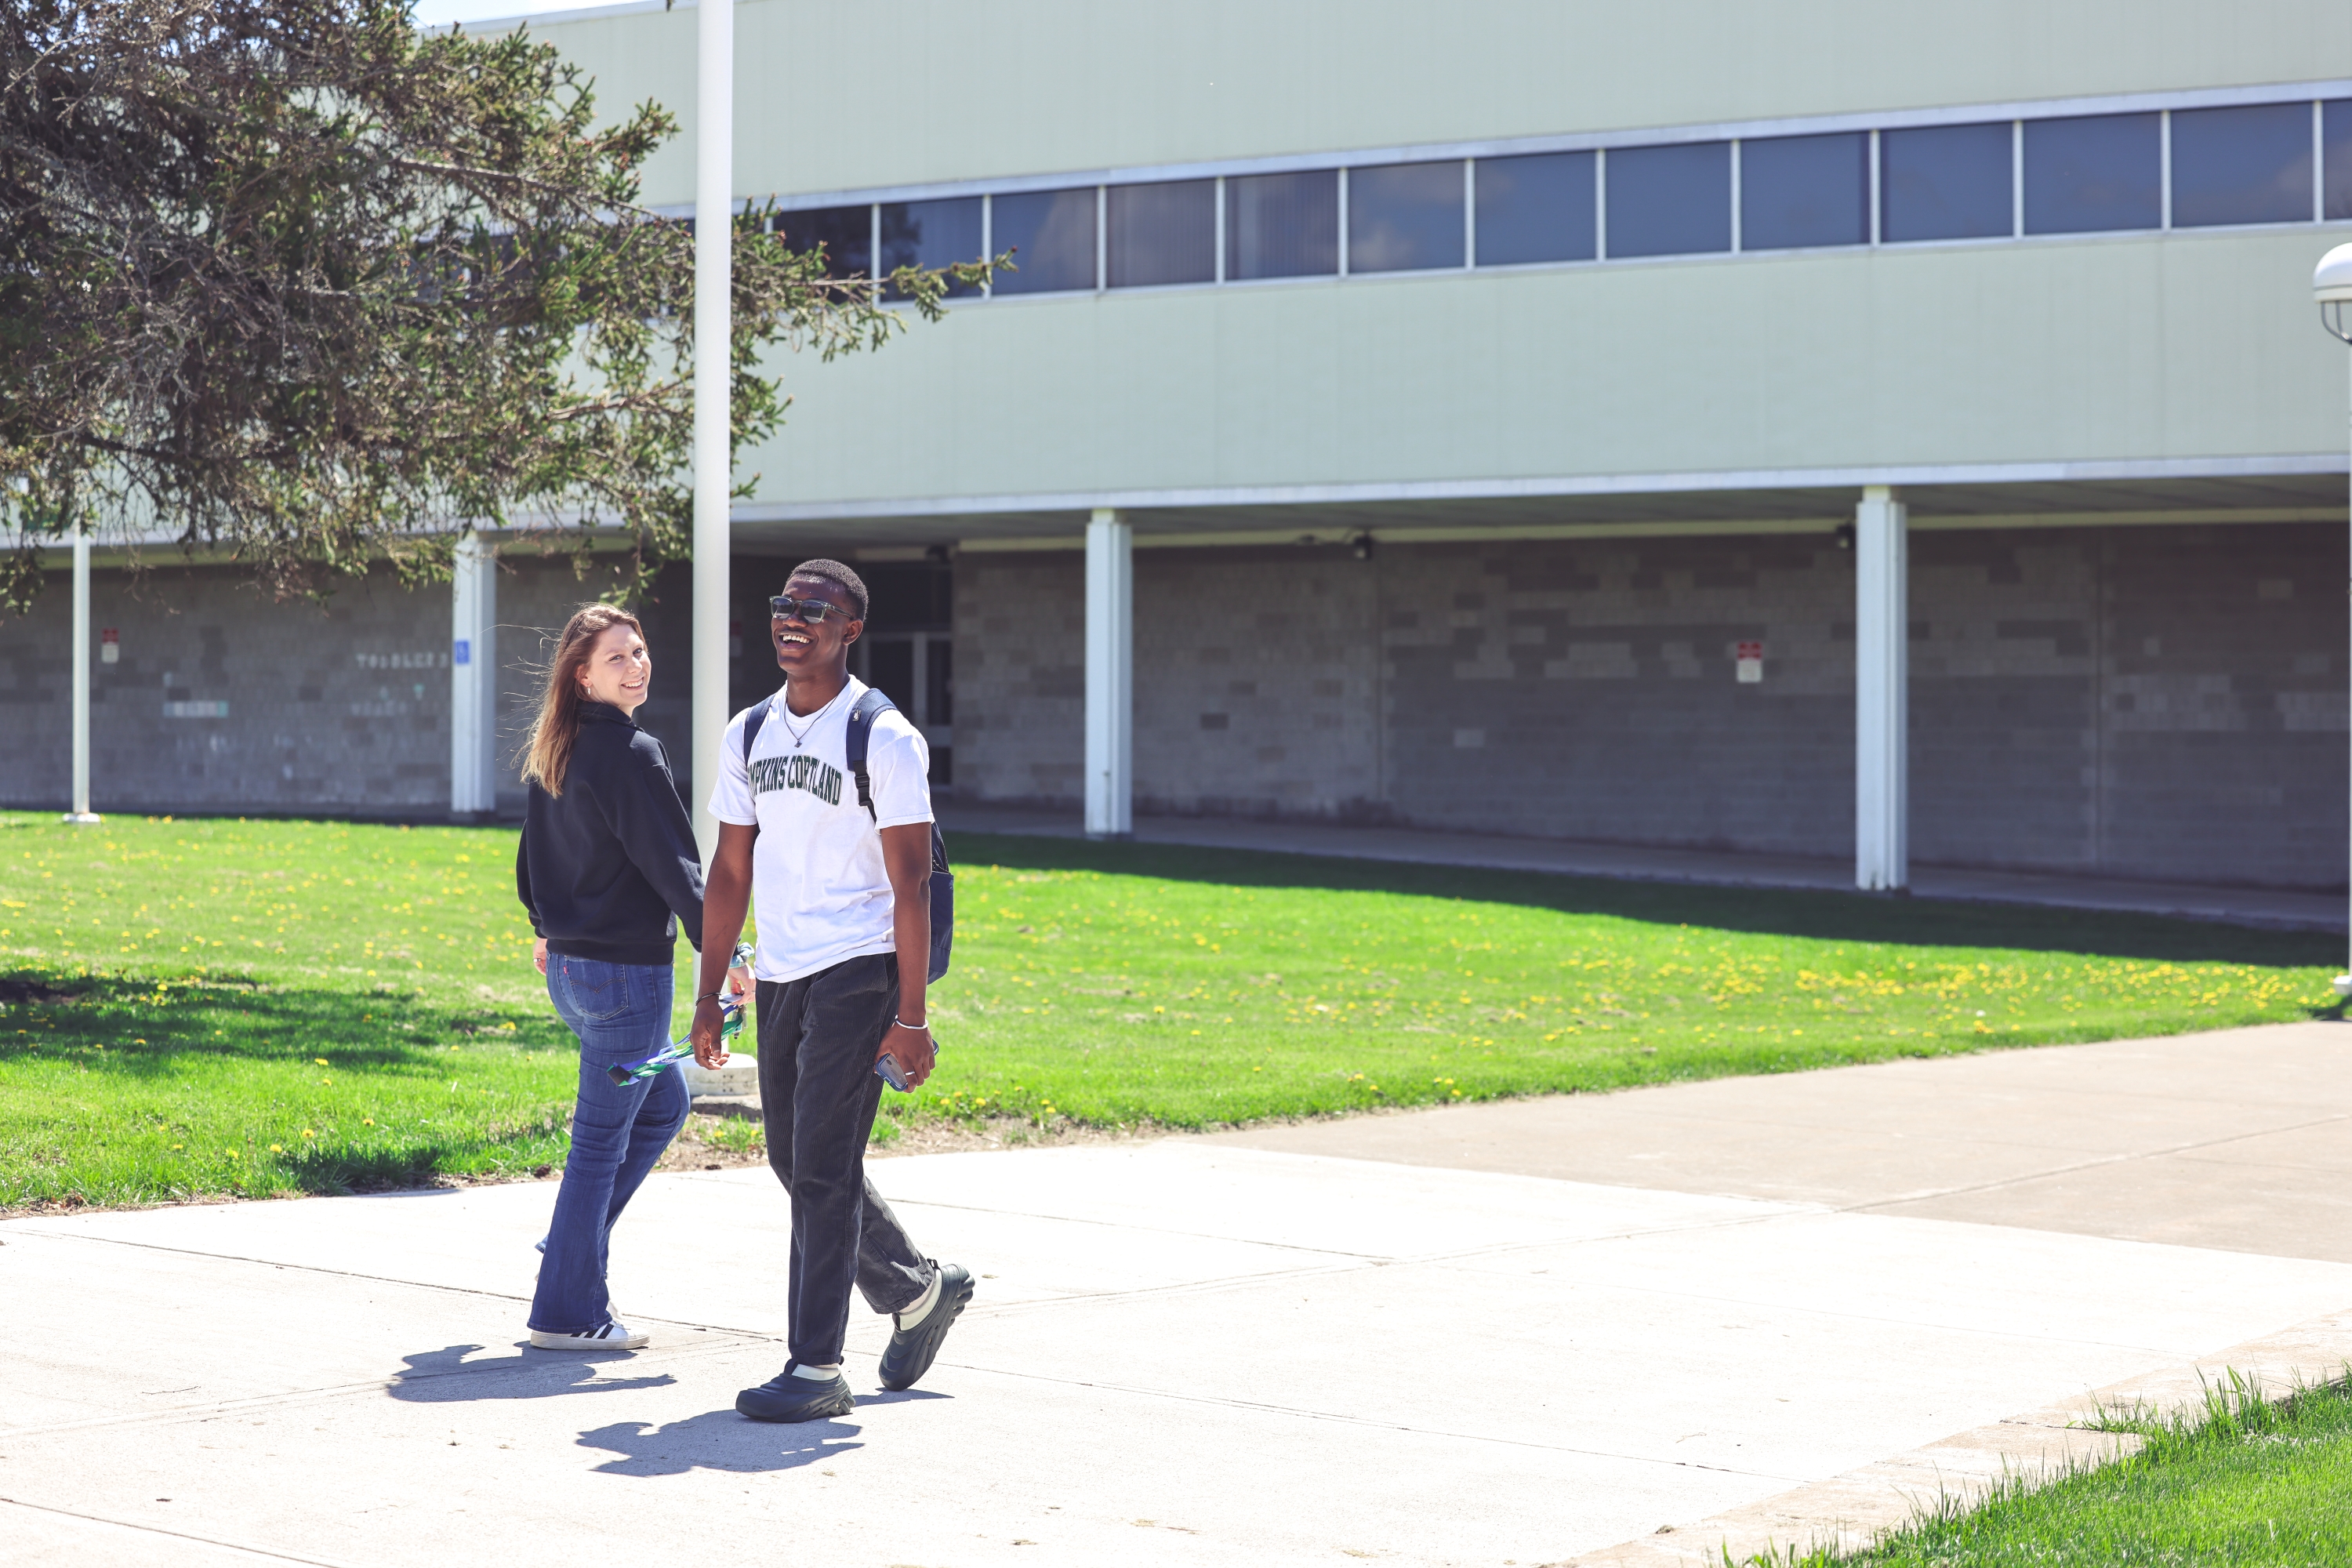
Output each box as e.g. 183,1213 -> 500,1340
515,702 -> 706,966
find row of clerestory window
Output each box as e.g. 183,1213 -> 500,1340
774,98 -> 2352,297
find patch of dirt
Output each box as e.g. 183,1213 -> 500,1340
0,978 -> 78,1004
870,1116 -> 1164,1159
3,1103 -> 1210,1216
650,1100 -> 1167,1173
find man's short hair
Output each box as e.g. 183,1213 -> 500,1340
789,558 -> 869,620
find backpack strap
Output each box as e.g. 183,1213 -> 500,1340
739,696 -> 772,767
844,687 -> 895,821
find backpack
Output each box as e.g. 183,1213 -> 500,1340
742,687 -> 954,982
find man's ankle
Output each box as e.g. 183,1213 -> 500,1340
895,1268 -> 945,1329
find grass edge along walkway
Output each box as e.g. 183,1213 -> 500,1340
0,814 -> 2340,1210
1751,1370 -> 2352,1567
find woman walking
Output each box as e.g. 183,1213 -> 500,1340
516,604 -> 739,1351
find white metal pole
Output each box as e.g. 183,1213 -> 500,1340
450,532 -> 498,818
1083,508 -> 1133,838
690,0 -> 735,860
64,521 -> 98,824
2309,247 -> 2352,993
1854,485 -> 1907,890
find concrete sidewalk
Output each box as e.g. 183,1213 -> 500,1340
7,1024 -> 2352,1566
940,803 -> 2348,933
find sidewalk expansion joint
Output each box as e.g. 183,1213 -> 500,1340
920,1359 -> 1812,1484
0,1494 -> 360,1567
3,1332 -> 770,1441
1835,1109 -> 2352,1217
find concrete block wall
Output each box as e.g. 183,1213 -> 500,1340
1912,523 -> 2347,886
951,522 -> 2347,889
1380,535 -> 1854,855
1134,547 -> 1382,821
5,524 -> 2336,887
951,552 -> 1089,808
0,552 -> 697,819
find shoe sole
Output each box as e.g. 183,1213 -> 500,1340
736,1386 -> 857,1423
877,1266 -> 976,1392
528,1330 -> 648,1351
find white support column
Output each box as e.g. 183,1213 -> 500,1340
450,533 -> 498,818
689,0 -> 735,859
1083,508 -> 1133,839
1854,485 -> 1908,891
64,521 -> 98,824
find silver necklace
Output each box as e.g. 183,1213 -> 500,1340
777,688 -> 834,750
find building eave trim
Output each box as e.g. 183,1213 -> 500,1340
735,453 -> 2352,528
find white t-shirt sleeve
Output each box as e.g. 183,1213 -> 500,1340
865,710 -> 933,830
708,705 -> 758,826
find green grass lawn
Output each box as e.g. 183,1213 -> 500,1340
0,811 -> 2339,1208
1797,1374 -> 2352,1566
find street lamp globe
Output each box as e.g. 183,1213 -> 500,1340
2319,242 -> 2352,344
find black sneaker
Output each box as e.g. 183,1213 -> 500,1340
736,1363 -> 856,1423
877,1262 -> 975,1392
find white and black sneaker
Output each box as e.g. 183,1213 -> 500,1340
528,1318 -> 648,1352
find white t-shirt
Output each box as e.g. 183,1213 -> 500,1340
708,677 -> 933,983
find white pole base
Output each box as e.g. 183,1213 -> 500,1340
60,813 -> 102,826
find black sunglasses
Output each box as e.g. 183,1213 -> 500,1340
770,595 -> 848,624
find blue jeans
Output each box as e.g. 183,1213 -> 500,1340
529,955 -> 689,1335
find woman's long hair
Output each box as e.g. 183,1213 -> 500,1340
521,604 -> 645,798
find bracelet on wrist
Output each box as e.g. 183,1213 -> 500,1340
891,1016 -> 927,1030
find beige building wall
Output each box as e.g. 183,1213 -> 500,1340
538,0 -> 2352,209
749,227 -> 2347,510
516,1 -> 2352,516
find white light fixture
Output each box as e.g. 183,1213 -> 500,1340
2320,243 -> 2352,346
2314,244 -> 2352,996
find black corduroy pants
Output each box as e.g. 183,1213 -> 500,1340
754,953 -> 934,1367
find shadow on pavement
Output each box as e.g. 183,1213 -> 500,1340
387,1342 -> 676,1402
574,1388 -> 949,1476
577,1411 -> 864,1475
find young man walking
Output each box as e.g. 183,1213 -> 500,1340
691,558 -> 974,1422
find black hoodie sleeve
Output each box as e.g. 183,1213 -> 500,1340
515,833 -> 543,936
596,731 -> 708,953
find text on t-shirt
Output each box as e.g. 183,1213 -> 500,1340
750,750 -> 843,808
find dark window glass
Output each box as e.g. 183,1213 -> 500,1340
1606,142 -> 1730,258
772,205 -> 870,279
2326,100 -> 2352,221
1473,151 -> 1595,265
1348,161 -> 1464,272
1107,179 -> 1216,287
1226,169 -> 1338,280
1740,132 -> 1867,250
880,197 -> 982,299
1881,122 -> 2013,241
2172,103 -> 2313,227
991,187 -> 1096,295
2024,113 -> 2159,234
926,637 -> 953,728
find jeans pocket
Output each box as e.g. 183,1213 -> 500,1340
560,958 -> 636,1023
